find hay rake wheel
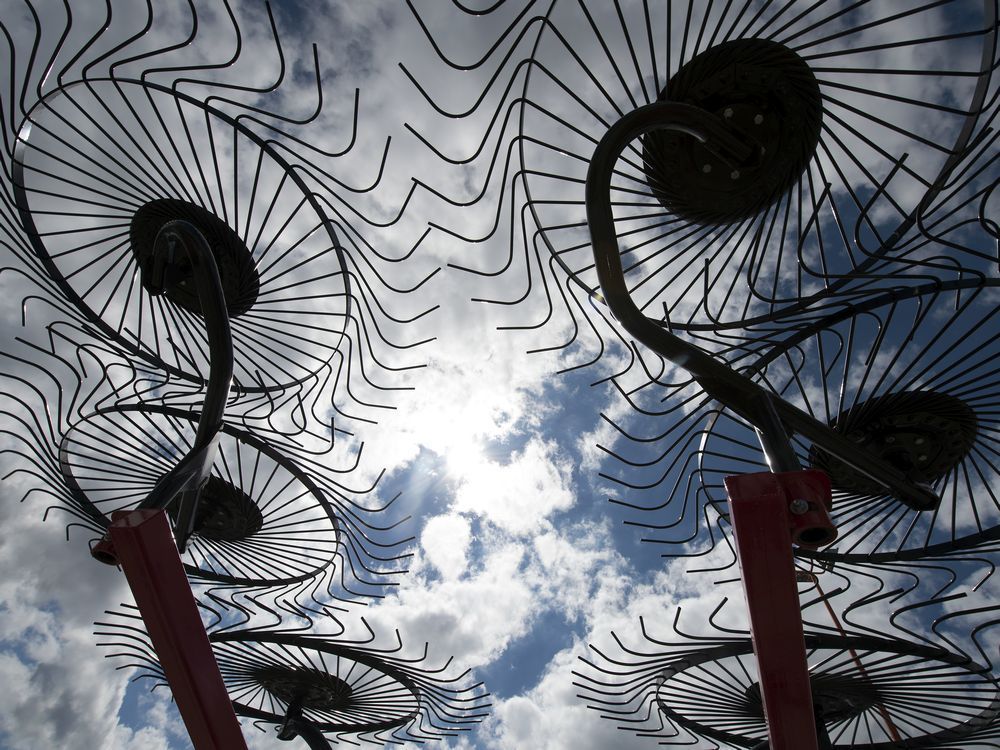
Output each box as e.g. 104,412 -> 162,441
60,404 -> 340,587
212,632 -> 466,741
575,624 -> 1000,749
671,279 -> 1000,566
659,638 -> 1000,749
516,0 -> 998,332
95,611 -> 492,748
12,77 -> 351,394
601,276 -> 1000,561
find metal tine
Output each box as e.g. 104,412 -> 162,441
688,496 -> 1000,608
684,524 -> 982,621
5,0 -> 338,158
2,1 -> 242,149
404,0 -> 539,75
0,334 -> 154,534
911,124 -> 1000,276
397,2 -> 645,374
0,323 -> 142,449
95,604 -> 492,746
194,582 -> 352,637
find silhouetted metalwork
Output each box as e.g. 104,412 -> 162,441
96,607 -> 491,747
12,77 -> 349,393
0,335 -> 411,605
2,1 -> 996,747
575,602 -> 1000,749
403,2 -> 1000,747
3,1 -> 436,424
0,0 -> 437,575
416,0 -> 1000,572
66,405 -> 408,588
1,6 -> 488,747
585,101 -> 950,508
603,279 -> 1000,567
404,1 -> 997,340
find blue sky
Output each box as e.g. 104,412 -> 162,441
0,1 -> 998,749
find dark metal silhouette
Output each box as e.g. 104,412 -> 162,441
607,279 -> 1000,565
0,339 -> 412,599
586,100 -> 944,511
60,404 -> 401,588
575,603 -> 1000,749
3,1 -> 437,423
402,3 -> 1000,748
1,5 -> 484,747
404,0 -> 997,338
96,607 -> 492,747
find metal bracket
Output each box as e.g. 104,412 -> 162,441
726,470 -> 835,750
105,509 -> 248,750
278,703 -> 333,749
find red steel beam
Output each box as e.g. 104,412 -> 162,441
107,509 -> 248,750
725,469 -> 835,750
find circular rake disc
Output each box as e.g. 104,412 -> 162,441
210,632 -> 422,734
695,280 -> 1000,561
654,635 -> 999,749
58,404 -> 341,586
13,78 -> 350,392
519,0 -> 994,330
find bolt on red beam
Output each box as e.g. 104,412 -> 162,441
107,509 -> 248,750
725,469 -> 836,750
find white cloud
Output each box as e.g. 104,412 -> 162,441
452,437 -> 575,536
487,645 -> 655,750
366,541 -> 536,666
421,513 -> 472,580
0,535 -> 162,749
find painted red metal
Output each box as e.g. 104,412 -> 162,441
107,509 -> 248,750
725,469 -> 834,750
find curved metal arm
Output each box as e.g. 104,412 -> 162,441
140,219 -> 234,550
277,703 -> 333,750
141,220 -> 234,443
93,219 -> 234,564
585,101 -> 939,512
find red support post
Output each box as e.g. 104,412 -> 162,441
106,509 -> 248,750
725,469 -> 835,750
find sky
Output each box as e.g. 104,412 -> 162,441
0,1 -> 998,749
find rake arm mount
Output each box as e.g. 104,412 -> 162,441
586,101 -> 940,513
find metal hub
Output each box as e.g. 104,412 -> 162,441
130,198 -> 260,317
252,666 -> 354,712
168,476 -> 264,542
642,38 -> 822,226
744,672 -> 879,724
809,390 -> 978,498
